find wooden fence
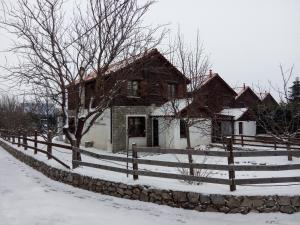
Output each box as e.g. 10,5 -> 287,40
1,129 -> 300,191
215,134 -> 300,152
0,129 -> 71,169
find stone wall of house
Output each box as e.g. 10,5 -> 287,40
1,140 -> 300,214
111,106 -> 154,152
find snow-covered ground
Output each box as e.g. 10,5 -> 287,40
0,148 -> 299,225
2,138 -> 300,196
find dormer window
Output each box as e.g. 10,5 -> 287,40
167,83 -> 177,99
127,80 -> 139,97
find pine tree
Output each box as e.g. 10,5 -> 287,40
289,77 -> 300,103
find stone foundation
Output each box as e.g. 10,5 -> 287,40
1,140 -> 300,214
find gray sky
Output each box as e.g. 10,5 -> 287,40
142,0 -> 300,97
0,0 -> 299,98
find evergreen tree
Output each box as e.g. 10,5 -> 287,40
289,77 -> 300,103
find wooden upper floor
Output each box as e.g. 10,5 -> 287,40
67,49 -> 189,110
192,72 -> 237,114
233,86 -> 262,109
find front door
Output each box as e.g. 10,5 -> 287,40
153,118 -> 159,146
239,122 -> 243,135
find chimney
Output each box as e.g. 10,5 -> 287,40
209,69 -> 213,77
243,83 -> 246,90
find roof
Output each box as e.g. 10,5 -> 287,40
218,108 -> 249,120
234,86 -> 261,101
196,73 -> 237,96
78,48 -> 189,84
151,99 -> 192,117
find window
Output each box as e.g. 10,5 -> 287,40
128,117 -> 146,137
180,119 -> 187,138
238,122 -> 243,135
167,83 -> 176,99
127,81 -> 139,97
204,94 -> 209,106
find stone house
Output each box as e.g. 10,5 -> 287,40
67,49 -> 207,152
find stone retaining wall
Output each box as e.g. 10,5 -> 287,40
1,140 -> 300,214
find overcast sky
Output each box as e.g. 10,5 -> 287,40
0,0 -> 299,98
142,0 -> 300,97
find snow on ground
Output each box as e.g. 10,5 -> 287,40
0,148 -> 299,225
2,138 -> 300,196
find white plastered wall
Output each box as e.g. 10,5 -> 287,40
234,121 -> 256,136
156,118 -> 212,149
81,108 -> 112,151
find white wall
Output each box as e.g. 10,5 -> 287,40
81,108 -> 112,151
234,121 -> 256,136
156,118 -> 212,149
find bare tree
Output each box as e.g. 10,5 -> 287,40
0,0 -> 166,164
164,29 -> 211,149
0,94 -> 40,130
157,29 -> 211,176
255,64 -> 300,143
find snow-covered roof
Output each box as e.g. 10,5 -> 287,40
218,108 -> 249,120
151,99 -> 192,116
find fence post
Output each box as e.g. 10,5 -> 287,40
34,130 -> 38,154
226,137 -> 236,191
187,147 -> 195,176
132,143 -> 139,180
274,141 -> 277,150
72,143 -> 79,169
241,135 -> 244,147
287,138 -> 292,161
23,131 -> 27,150
12,130 -> 15,144
72,139 -> 82,169
18,129 -> 21,147
47,130 -> 52,159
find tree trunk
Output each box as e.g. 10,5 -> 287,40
186,125 -> 194,176
63,127 -> 82,162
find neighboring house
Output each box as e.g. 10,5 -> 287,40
150,99 -> 212,149
67,49 -> 191,152
217,108 -> 257,136
259,92 -> 279,107
191,72 -> 257,139
233,85 -> 262,109
192,71 -> 237,113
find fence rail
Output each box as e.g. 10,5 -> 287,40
0,129 -> 71,169
1,129 -> 300,191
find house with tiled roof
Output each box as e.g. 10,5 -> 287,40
191,71 -> 257,140
258,92 -> 278,107
233,84 -> 262,109
67,49 -> 211,152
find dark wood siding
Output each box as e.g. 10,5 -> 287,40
193,75 -> 236,113
233,88 -> 261,109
